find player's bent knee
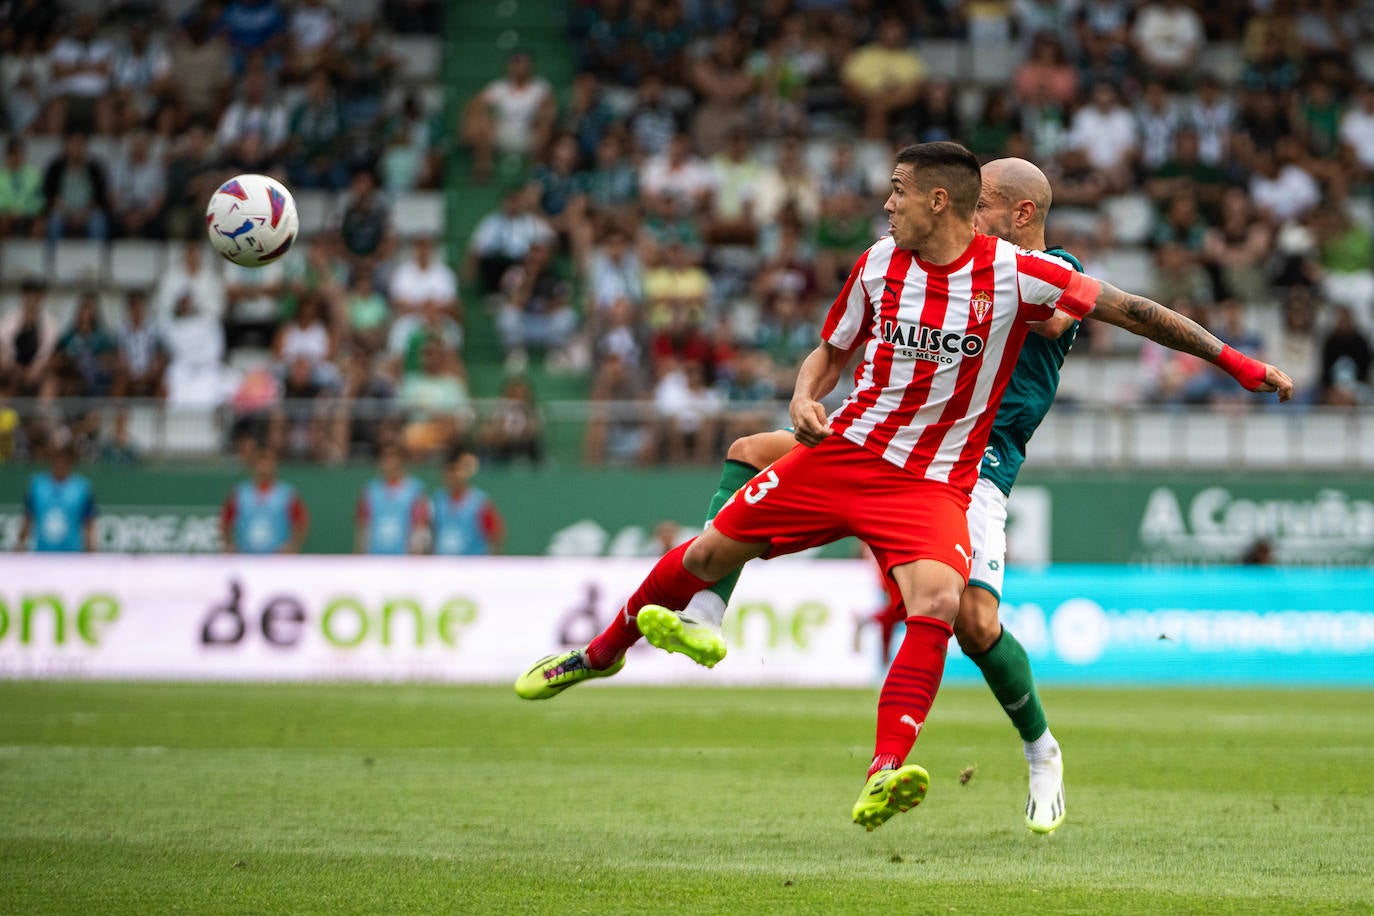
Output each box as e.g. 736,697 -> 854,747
727,430 -> 793,469
684,530 -> 764,581
954,587 -> 1002,655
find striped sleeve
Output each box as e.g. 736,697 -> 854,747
821,249 -> 872,351
1016,248 -> 1100,319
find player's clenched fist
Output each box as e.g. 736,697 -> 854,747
789,397 -> 832,446
1257,364 -> 1294,402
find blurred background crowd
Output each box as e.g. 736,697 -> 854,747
1,0 -> 1373,472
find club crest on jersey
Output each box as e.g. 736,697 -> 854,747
970,290 -> 993,323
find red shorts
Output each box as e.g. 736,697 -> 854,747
711,434 -> 973,581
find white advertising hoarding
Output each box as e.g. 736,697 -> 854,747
0,556 -> 888,685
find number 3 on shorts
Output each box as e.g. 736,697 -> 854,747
743,469 -> 780,505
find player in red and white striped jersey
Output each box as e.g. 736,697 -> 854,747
516,142 -> 1293,831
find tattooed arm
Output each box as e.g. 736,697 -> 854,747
1091,282 -> 1223,360
1089,282 -> 1294,401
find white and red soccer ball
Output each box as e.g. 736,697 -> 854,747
205,174 -> 299,267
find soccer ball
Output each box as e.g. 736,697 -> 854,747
205,174 -> 299,267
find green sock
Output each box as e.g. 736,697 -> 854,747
703,459 -> 758,604
969,627 -> 1049,743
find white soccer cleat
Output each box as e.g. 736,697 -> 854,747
1025,745 -> 1065,834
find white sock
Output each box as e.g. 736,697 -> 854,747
684,589 -> 726,628
1023,728 -> 1060,763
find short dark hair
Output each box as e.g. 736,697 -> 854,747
894,141 -> 981,216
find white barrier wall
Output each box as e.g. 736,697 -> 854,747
0,556 -> 886,685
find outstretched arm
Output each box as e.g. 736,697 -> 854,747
1090,282 -> 1294,401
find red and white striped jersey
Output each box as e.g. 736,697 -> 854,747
821,233 -> 1100,492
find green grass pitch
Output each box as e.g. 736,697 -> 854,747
1,681 -> 1371,915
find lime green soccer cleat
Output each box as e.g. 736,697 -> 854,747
852,764 -> 930,832
513,649 -> 625,700
636,605 -> 727,668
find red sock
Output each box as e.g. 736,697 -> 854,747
585,540 -> 714,669
869,616 -> 953,774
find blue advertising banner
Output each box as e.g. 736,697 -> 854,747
945,566 -> 1374,685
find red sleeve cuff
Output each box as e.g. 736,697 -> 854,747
1055,272 -> 1100,320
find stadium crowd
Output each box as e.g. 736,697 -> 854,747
2,0 -> 1374,472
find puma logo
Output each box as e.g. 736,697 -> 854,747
954,543 -> 972,569
900,715 -> 923,737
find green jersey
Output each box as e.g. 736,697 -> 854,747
979,247 -> 1084,496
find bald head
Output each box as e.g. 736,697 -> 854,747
976,158 -> 1053,247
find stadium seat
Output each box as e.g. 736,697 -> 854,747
108,240 -> 166,289
917,40 -> 966,81
1101,194 -> 1155,245
295,190 -> 333,237
1346,196 -> 1374,231
0,238 -> 49,286
44,291 -> 79,328
393,192 -> 445,238
97,291 -> 125,330
20,136 -> 61,171
52,240 -> 107,287
969,41 -> 1020,86
1096,248 -> 1154,294
163,407 -> 224,455
1045,207 -> 1102,238
392,36 -> 443,83
1354,42 -> 1374,83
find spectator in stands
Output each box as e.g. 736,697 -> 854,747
169,8 -> 232,123
1248,138 -> 1320,224
1275,288 -> 1321,401
718,347 -> 778,442
705,127 -> 770,246
161,291 -> 228,407
355,442 -> 428,554
223,255 -> 287,350
286,71 -> 347,190
387,298 -> 464,376
755,289 -> 818,369
45,13 -> 117,135
754,136 -> 821,230
652,356 -> 721,464
380,93 -> 440,192
1319,306 -> 1372,406
162,121 -> 223,240
215,67 -> 289,163
532,133 -> 593,262
1014,35 -> 1079,110
1067,82 -> 1138,193
643,241 -> 711,332
273,292 -> 337,386
688,30 -> 752,155
0,279 -> 59,397
155,243 -> 226,323
1153,193 -> 1208,254
477,375 -> 544,466
496,254 -> 578,362
0,138 -> 45,238
560,71 -> 617,161
337,169 -> 393,263
274,352 -> 343,461
462,49 -> 555,183
52,292 -> 117,398
20,441 -> 97,553
1339,83 -> 1374,182
1315,206 -> 1374,328
340,264 -> 390,357
1152,242 -> 1214,306
335,18 -> 397,129
43,132 -> 112,242
1202,188 -> 1271,303
1136,81 -> 1181,173
639,132 -> 714,217
584,351 -> 651,465
110,131 -> 167,239
384,0 -> 443,35
390,236 -> 460,318
1140,298 -> 1214,404
1130,0 -> 1204,88
220,0 -> 288,74
113,22 -> 172,131
584,226 -> 643,311
1181,75 -> 1233,168
841,15 -> 925,140
113,289 -> 166,398
398,339 -> 472,457
627,74 -> 680,158
1296,0 -> 1358,87
431,446 -> 505,555
220,444 -> 309,554
465,184 -> 556,294
594,297 -> 644,371
1146,128 -> 1226,217
287,0 -> 339,80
